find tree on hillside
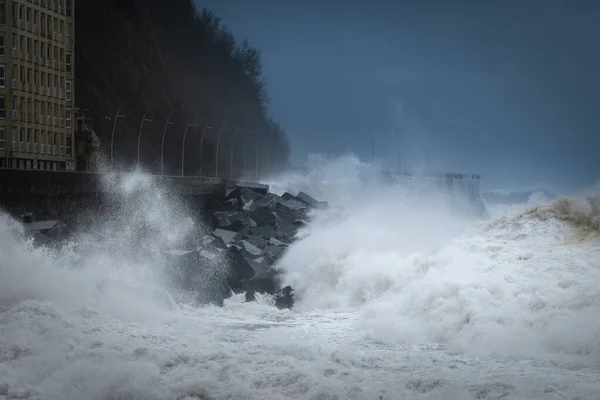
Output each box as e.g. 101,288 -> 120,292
75,0 -> 290,176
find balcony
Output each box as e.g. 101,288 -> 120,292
59,117 -> 63,127
12,142 -> 16,151
41,143 -> 45,153
53,87 -> 57,97
12,48 -> 16,57
34,143 -> 38,153
53,145 -> 57,155
20,142 -> 24,152
26,22 -> 31,32
27,143 -> 31,153
12,110 -> 17,119
59,88 -> 63,98
33,25 -> 38,34
11,79 -> 16,89
47,87 -> 51,96
40,86 -> 44,95
53,116 -> 57,126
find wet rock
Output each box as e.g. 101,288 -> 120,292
238,234 -> 269,250
212,211 -> 250,231
239,240 -> 263,257
245,291 -> 256,302
211,229 -> 237,246
242,269 -> 279,295
250,224 -> 277,239
274,202 -> 303,225
268,237 -> 287,247
297,191 -> 319,208
274,286 -> 294,309
283,198 -> 309,211
248,193 -> 285,211
250,206 -> 277,226
262,245 -> 286,262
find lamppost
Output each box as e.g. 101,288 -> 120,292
255,133 -> 260,178
181,117 -> 196,177
110,103 -> 126,168
198,120 -> 213,177
243,130 -> 251,177
136,109 -> 153,168
214,120 -> 225,178
160,112 -> 174,175
230,126 -> 242,180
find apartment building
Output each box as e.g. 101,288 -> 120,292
0,0 -> 75,171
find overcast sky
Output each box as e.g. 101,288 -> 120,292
196,0 -> 599,193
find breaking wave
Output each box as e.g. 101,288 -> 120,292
1,156 -> 599,398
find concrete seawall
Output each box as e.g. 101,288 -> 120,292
0,169 -> 261,225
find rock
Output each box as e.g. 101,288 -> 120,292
240,240 -> 262,257
212,229 -> 237,245
212,211 -> 250,231
283,198 -> 309,211
250,206 -> 276,226
274,202 -> 303,225
268,237 -> 287,247
250,224 -> 277,239
248,193 -> 285,212
262,245 -> 286,262
239,234 -> 269,250
281,192 -> 297,201
274,286 -> 294,309
296,191 -> 319,208
242,269 -> 279,295
245,291 -> 256,302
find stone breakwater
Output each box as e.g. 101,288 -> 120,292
162,186 -> 329,309
13,183 -> 328,310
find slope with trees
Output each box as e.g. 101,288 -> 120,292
75,0 -> 290,177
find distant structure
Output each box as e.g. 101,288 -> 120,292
0,0 -> 75,171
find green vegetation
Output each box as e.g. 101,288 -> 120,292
75,0 -> 290,177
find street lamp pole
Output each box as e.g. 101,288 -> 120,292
160,112 -> 174,175
215,120 -> 225,178
243,130 -> 250,177
230,126 -> 241,179
198,120 -> 212,177
110,104 -> 126,168
255,134 -> 260,178
136,109 -> 153,168
181,116 -> 196,177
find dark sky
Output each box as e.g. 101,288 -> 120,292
196,0 -> 599,192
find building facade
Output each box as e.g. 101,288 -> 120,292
0,0 -> 75,171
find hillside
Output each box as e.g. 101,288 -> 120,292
75,0 -> 290,177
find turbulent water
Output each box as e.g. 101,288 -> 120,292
1,157 -> 600,400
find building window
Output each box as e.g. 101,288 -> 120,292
0,97 -> 4,119
65,107 -> 71,128
66,135 -> 72,155
0,33 -> 4,56
0,128 -> 4,150
66,53 -> 72,73
66,0 -> 71,17
0,65 -> 4,88
66,23 -> 71,46
0,0 -> 5,25
66,80 -> 71,101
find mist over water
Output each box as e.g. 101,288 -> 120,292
1,157 -> 600,399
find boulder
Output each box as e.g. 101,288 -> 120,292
248,193 -> 285,212
274,286 -> 294,309
268,237 -> 287,247
262,245 -> 286,262
283,198 -> 310,211
250,206 -> 276,226
296,191 -> 319,208
281,192 -> 297,201
250,224 -> 277,239
242,269 -> 279,295
238,234 -> 269,250
212,229 -> 238,245
239,240 -> 263,257
212,211 -> 250,231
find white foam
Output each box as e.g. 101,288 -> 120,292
1,162 -> 599,399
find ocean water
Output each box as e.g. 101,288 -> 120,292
1,158 -> 599,400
